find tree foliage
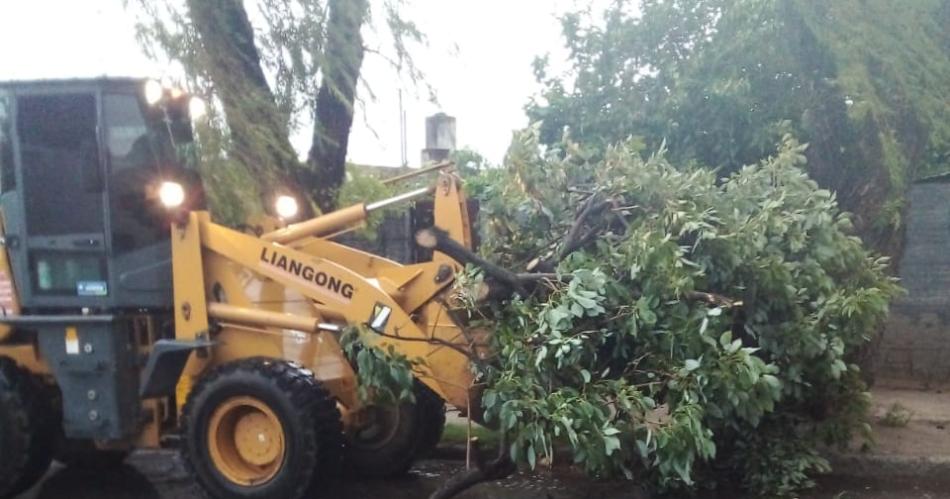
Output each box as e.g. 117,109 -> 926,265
451,128 -> 900,496
128,0 -> 425,220
528,0 -> 950,253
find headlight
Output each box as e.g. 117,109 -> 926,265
159,181 -> 186,208
189,96 -> 207,120
144,79 -> 164,106
275,195 -> 299,220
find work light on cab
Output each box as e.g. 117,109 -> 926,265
159,181 -> 186,208
275,195 -> 299,220
189,97 -> 207,120
144,79 -> 163,106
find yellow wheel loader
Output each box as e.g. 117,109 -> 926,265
0,78 -> 482,498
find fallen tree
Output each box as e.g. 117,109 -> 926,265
359,129 -> 900,498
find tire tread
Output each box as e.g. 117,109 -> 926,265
180,357 -> 344,499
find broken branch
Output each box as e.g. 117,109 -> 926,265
428,432 -> 515,499
685,291 -> 743,308
558,197 -> 612,261
417,227 -> 560,296
528,196 -> 613,273
370,329 -> 480,363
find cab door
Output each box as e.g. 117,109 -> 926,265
3,89 -> 110,307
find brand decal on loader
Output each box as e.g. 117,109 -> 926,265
259,247 -> 355,300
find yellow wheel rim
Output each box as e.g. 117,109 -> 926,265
207,396 -> 286,486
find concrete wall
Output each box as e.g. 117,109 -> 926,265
876,181 -> 950,387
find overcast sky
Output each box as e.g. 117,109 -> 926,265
0,0 -> 599,167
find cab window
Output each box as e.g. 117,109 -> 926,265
16,93 -> 102,236
0,93 -> 14,192
104,93 -> 172,254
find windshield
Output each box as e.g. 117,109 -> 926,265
104,92 -> 191,174
104,91 -> 197,255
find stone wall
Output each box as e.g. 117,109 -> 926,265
875,180 -> 950,388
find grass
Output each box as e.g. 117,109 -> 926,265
441,422 -> 501,447
880,402 -> 913,428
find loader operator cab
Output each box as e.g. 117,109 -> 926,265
0,78 -> 203,312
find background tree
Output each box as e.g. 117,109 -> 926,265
129,0 -> 425,218
528,0 -> 950,255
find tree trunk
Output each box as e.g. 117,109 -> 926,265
186,0 -> 313,216
307,0 -> 369,213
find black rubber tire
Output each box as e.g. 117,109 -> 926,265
345,381 -> 444,478
415,381 -> 446,455
181,358 -> 344,499
345,398 -> 419,478
0,358 -> 56,498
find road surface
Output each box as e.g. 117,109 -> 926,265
16,450 -> 950,499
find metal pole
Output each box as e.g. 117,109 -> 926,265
381,161 -> 455,186
365,186 -> 435,213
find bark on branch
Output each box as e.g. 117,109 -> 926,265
416,228 -> 560,296
558,197 -> 612,261
416,228 -> 741,309
528,195 -> 613,273
308,0 -> 369,212
428,434 -> 515,499
187,0 -> 312,216
685,291 -> 743,308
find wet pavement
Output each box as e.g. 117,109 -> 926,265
17,450 -> 649,499
15,450 -> 950,499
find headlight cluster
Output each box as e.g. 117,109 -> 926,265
143,79 -> 207,120
159,181 -> 186,209
275,195 -> 299,220
144,79 -> 164,106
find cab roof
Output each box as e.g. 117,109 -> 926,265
0,77 -> 148,92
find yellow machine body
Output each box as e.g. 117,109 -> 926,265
0,169 -> 479,447
171,171 -> 477,432
0,79 -> 482,497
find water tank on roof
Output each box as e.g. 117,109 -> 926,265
422,112 -> 455,164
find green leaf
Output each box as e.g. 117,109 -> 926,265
535,346 -> 548,367
604,435 -> 621,456
719,331 -> 733,347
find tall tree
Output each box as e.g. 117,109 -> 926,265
308,0 -> 368,212
129,0 -> 422,217
185,0 -> 305,210
528,0 -> 950,254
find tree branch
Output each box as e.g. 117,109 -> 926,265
428,433 -> 515,499
416,227 -> 546,295
417,229 -> 740,311
528,196 -> 613,273
559,197 -> 612,260
370,328 -> 481,365
684,291 -> 743,308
